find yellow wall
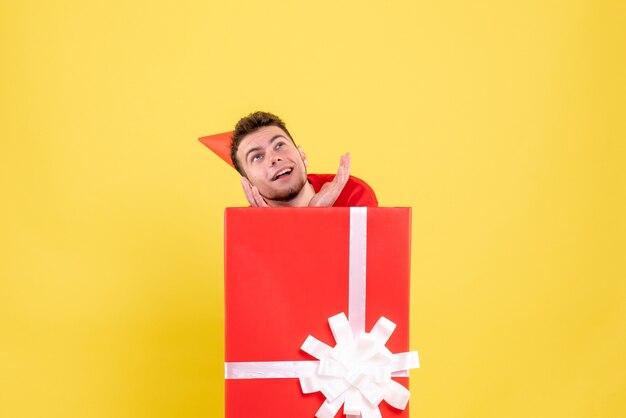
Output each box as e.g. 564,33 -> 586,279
1,1 -> 624,417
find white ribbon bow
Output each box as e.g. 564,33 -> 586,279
300,313 -> 419,418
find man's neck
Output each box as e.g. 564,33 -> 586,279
266,181 -> 316,207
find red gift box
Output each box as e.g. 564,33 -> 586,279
224,207 -> 417,418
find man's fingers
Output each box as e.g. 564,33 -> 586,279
308,152 -> 351,207
240,177 -> 258,206
333,152 -> 350,187
251,185 -> 269,207
241,177 -> 269,207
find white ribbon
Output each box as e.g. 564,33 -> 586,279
348,207 -> 368,335
300,312 -> 419,418
225,207 -> 420,417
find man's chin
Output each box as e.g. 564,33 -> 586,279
262,187 -> 302,202
260,178 -> 307,202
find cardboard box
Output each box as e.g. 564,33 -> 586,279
224,207 -> 414,418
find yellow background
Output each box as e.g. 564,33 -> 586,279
1,1 -> 625,417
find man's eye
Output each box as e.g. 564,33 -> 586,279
251,154 -> 263,162
275,142 -> 284,150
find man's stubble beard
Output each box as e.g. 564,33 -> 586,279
260,173 -> 308,202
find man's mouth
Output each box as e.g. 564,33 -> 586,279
272,168 -> 293,181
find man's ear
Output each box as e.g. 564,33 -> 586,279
298,146 -> 308,167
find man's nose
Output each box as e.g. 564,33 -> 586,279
268,151 -> 282,165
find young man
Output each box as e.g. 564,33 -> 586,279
230,112 -> 378,207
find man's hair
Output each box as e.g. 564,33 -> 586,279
230,111 -> 294,176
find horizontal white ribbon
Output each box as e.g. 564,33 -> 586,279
226,361 -> 411,379
225,207 -> 419,417
225,361 -> 319,379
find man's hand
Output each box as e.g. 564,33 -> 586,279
308,153 -> 351,207
241,177 -> 269,207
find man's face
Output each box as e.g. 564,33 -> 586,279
236,126 -> 308,202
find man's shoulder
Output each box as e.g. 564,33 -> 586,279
308,173 -> 378,207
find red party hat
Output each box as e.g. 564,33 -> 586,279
198,131 -> 235,169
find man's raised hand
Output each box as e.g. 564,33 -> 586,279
308,153 -> 351,207
241,177 -> 269,207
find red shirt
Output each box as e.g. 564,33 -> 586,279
307,174 -> 378,207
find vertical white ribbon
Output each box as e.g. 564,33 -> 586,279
348,207 -> 368,335
347,209 -> 367,418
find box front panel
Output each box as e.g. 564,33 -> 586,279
224,207 -> 412,418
